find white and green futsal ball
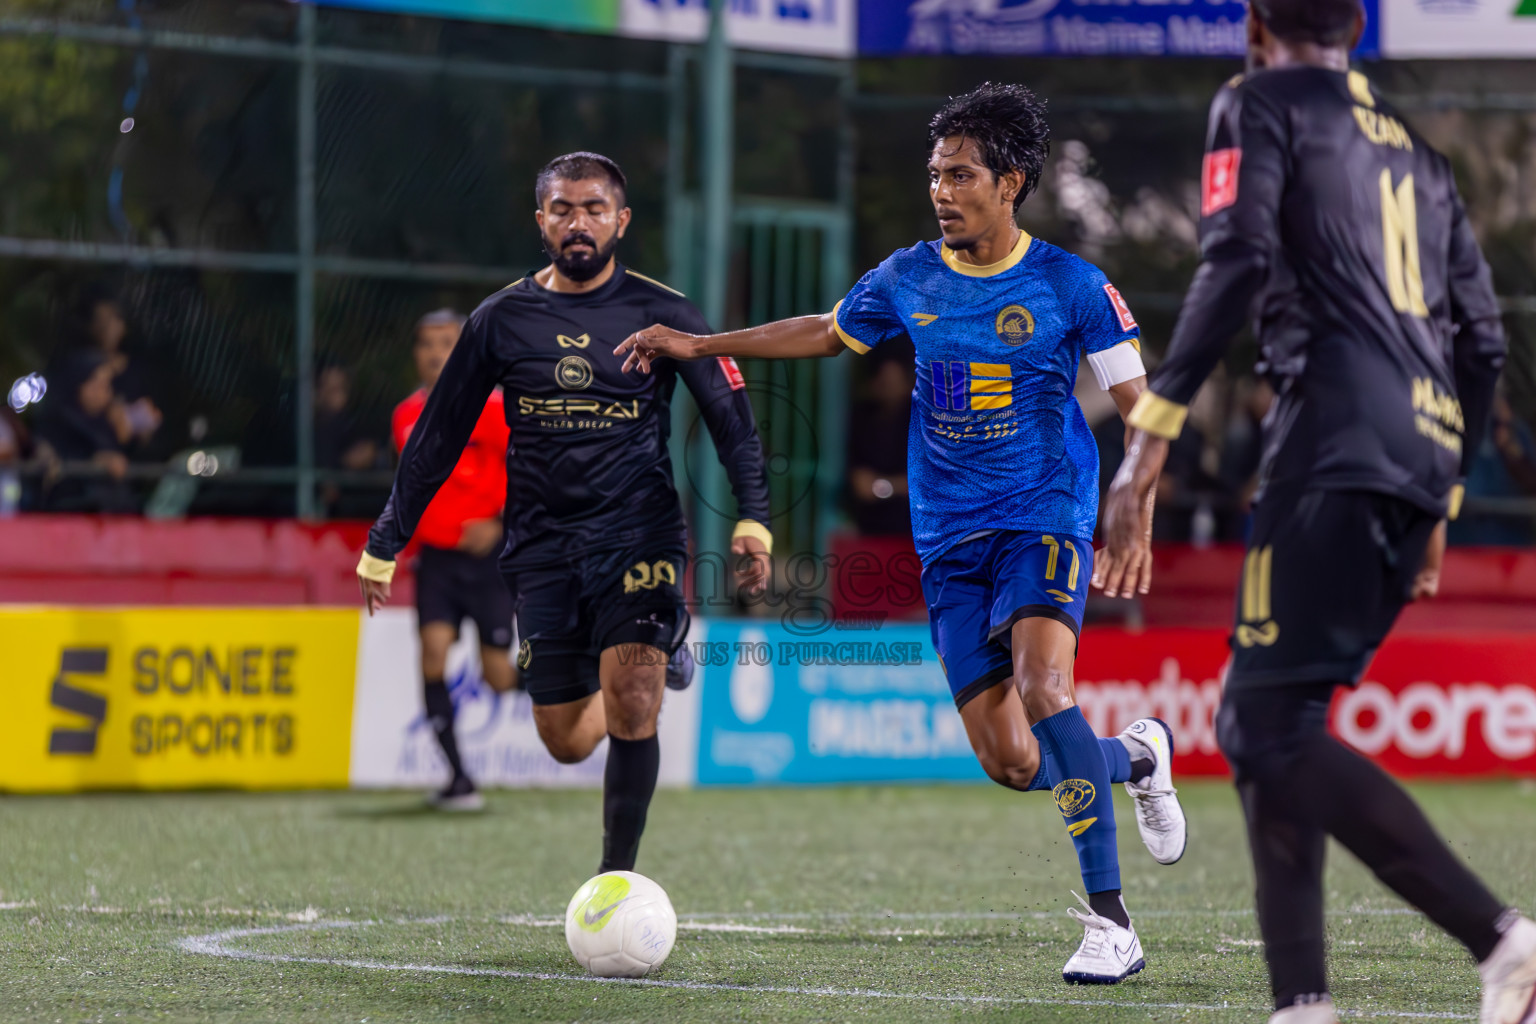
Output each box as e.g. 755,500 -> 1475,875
564,870 -> 677,978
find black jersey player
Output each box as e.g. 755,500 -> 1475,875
1096,2 -> 1536,1022
358,152 -> 772,874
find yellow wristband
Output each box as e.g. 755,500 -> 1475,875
1126,390 -> 1188,441
1447,484 -> 1465,522
357,551 -> 397,584
731,520 -> 773,555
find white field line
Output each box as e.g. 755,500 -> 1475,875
3,902 -> 1427,923
177,918 -> 1477,1021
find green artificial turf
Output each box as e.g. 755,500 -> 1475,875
1,780 -> 1531,1022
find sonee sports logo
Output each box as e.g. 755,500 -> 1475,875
48,648 -> 109,755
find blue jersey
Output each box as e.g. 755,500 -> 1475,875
834,232 -> 1143,565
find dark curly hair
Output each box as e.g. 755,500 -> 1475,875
927,83 -> 1050,213
1250,0 -> 1361,46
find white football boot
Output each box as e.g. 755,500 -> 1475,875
1480,914 -> 1536,1024
1118,717 -> 1188,865
1062,891 -> 1145,984
1269,998 -> 1341,1024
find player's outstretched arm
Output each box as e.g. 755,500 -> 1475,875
615,313 -> 843,374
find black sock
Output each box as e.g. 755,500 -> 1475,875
1238,777 -> 1330,1009
1291,733 -> 1507,961
1088,889 -> 1131,929
1129,758 -> 1155,784
600,734 -> 660,873
423,678 -> 467,783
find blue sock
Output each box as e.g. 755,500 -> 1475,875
1029,739 -> 1128,789
1100,737 -> 1132,784
1032,706 -> 1121,893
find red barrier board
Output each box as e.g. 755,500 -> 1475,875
1073,628 -> 1536,778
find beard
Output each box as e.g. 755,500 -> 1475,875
543,230 -> 620,282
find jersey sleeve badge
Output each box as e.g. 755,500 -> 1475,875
1103,283 -> 1137,332
717,356 -> 746,391
1201,147 -> 1242,216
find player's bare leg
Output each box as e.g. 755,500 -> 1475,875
419,621 -> 481,811
596,643 -> 668,873
958,679 -> 1042,790
480,644 -> 516,694
532,692 -> 608,765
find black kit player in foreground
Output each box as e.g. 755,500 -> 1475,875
1096,1 -> 1536,1022
358,151 -> 773,873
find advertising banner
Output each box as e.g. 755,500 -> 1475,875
858,0 -> 1380,58
694,621 -> 987,784
1074,628 -> 1536,778
312,0 -> 620,33
348,608 -> 699,790
1381,0 -> 1536,57
695,623 -> 1536,784
0,607 -> 358,793
620,0 -> 856,57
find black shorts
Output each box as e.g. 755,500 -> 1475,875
506,545 -> 689,707
414,544 -> 515,650
1227,487 -> 1437,690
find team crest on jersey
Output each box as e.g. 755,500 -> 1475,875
516,639 -> 532,671
556,355 -> 593,391
994,304 -> 1035,346
1053,779 -> 1096,817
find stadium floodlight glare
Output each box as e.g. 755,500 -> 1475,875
8,373 -> 46,412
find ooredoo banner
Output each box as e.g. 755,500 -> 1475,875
1073,628 -> 1536,778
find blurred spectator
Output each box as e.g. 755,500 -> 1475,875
0,403 -> 35,516
315,361 -> 383,518
68,287 -> 164,455
1449,390 -> 1536,546
33,350 -> 137,513
846,347 -> 914,537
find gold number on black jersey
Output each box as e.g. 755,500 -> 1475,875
1236,545 -> 1280,647
1380,169 -> 1428,318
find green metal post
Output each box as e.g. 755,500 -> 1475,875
665,44 -> 697,534
295,2 -> 318,520
815,62 -> 856,555
696,0 -> 733,566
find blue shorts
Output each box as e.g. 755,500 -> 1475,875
920,530 -> 1094,708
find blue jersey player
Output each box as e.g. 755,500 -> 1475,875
617,83 -> 1188,985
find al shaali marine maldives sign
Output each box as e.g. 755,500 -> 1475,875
312,0 -> 856,57
858,0 -> 1380,57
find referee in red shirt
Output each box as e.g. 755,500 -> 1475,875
394,308 -> 514,810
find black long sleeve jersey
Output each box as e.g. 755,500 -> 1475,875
367,266 -> 771,571
1131,66 -> 1507,518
